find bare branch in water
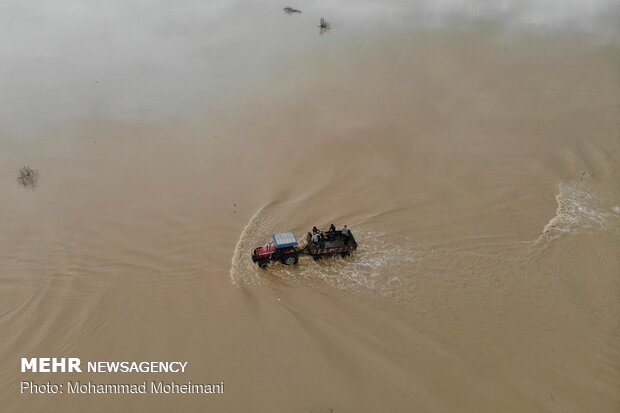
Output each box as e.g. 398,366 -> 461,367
283,7 -> 301,14
319,17 -> 331,34
17,166 -> 39,189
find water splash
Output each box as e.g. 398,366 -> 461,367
312,231 -> 417,298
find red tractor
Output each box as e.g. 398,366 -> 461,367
251,228 -> 357,269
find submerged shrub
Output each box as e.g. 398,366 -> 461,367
17,166 -> 39,189
319,17 -> 331,32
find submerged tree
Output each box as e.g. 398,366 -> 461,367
17,166 -> 39,189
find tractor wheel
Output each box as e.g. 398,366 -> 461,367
341,252 -> 350,258
258,260 -> 269,269
281,254 -> 299,266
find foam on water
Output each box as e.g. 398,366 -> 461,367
298,231 -> 417,299
542,182 -> 611,236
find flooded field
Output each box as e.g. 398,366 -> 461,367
1,1 -> 619,412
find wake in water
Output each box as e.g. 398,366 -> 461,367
542,181 -> 614,237
229,203 -> 276,286
230,204 -> 418,298
284,231 -> 418,299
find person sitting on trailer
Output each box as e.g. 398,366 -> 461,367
329,224 -> 336,232
311,232 -> 320,244
312,226 -> 320,234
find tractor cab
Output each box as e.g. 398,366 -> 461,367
272,232 -> 298,249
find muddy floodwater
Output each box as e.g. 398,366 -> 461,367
1,1 -> 619,412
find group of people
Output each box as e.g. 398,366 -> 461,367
309,224 -> 351,246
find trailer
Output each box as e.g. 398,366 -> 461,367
251,228 -> 357,269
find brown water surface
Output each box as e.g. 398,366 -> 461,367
1,1 -> 619,412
